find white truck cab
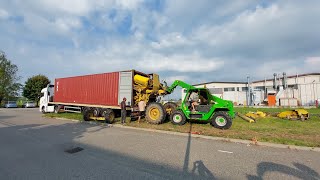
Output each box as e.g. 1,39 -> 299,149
39,84 -> 55,113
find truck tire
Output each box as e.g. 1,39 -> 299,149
54,105 -> 60,114
145,102 -> 165,124
93,108 -> 101,117
163,102 -> 177,120
210,111 -> 232,129
103,109 -> 115,124
41,106 -> 46,114
170,110 -> 186,125
83,108 -> 93,121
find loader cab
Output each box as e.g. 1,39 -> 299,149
183,88 -> 210,114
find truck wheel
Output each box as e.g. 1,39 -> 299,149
211,111 -> 232,129
54,105 -> 60,114
170,110 -> 186,125
83,108 -> 93,121
145,102 -> 165,124
163,102 -> 177,120
103,109 -> 115,124
41,106 -> 46,114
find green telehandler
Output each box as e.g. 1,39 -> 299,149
163,80 -> 235,129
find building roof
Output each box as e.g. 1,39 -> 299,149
193,73 -> 320,86
193,81 -> 246,86
252,72 -> 320,83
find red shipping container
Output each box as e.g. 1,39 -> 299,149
54,72 -> 120,106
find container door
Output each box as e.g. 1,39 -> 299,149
119,71 -> 133,106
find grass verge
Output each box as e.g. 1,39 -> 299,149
44,107 -> 320,147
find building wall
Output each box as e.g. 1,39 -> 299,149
193,74 -> 320,106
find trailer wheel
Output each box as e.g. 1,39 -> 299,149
211,111 -> 232,129
83,108 -> 93,121
103,109 -> 115,124
163,102 -> 178,120
93,108 -> 101,117
145,102 -> 165,124
170,110 -> 186,125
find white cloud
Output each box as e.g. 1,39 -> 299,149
151,32 -> 193,49
138,52 -> 224,72
1,0 -> 320,85
54,17 -> 82,33
0,9 -> 9,19
115,0 -> 144,9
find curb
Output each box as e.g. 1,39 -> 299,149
47,117 -> 320,152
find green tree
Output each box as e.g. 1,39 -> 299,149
23,75 -> 50,103
0,51 -> 22,102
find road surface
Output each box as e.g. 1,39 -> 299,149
0,108 -> 319,180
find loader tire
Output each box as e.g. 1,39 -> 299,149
211,111 -> 232,129
83,108 -> 93,121
145,102 -> 165,124
170,110 -> 186,125
163,102 -> 178,120
103,109 -> 115,124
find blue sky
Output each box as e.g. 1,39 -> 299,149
0,0 -> 320,88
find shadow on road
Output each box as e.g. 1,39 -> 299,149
247,162 -> 320,180
183,123 -> 216,179
0,115 -> 16,120
0,118 -> 216,180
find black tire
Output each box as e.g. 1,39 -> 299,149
145,102 -> 165,124
103,109 -> 115,124
41,106 -> 46,114
163,102 -> 178,119
93,108 -> 101,117
83,108 -> 93,121
210,111 -> 232,129
170,110 -> 187,125
54,105 -> 60,114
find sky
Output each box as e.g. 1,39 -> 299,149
0,0 -> 320,87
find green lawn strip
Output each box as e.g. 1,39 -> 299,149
44,111 -> 320,147
44,112 -> 83,121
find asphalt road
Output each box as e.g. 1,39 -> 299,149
0,108 -> 319,180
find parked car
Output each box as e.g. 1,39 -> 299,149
23,101 -> 36,108
4,101 -> 18,108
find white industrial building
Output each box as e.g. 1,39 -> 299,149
191,73 -> 320,107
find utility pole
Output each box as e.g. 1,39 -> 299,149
247,76 -> 250,106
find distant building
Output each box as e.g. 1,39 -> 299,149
188,73 -> 320,106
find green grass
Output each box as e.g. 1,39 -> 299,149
44,107 -> 320,147
45,112 -> 83,121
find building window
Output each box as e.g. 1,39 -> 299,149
241,87 -> 248,91
208,88 -> 223,94
224,87 -> 235,92
255,86 -> 265,90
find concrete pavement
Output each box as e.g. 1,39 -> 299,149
0,108 -> 319,180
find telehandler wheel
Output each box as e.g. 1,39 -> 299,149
103,109 -> 115,124
211,111 -> 232,129
83,107 -> 93,121
145,102 -> 165,124
170,110 -> 186,125
163,102 -> 178,119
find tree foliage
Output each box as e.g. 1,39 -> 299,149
0,51 -> 22,102
23,75 -> 50,102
